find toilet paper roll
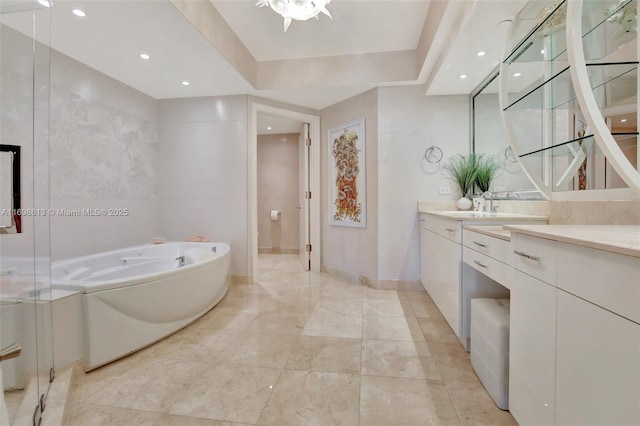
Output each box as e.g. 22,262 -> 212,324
270,210 -> 281,221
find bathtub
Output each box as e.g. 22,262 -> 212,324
51,242 -> 230,370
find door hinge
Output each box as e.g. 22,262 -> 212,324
306,244 -> 312,252
305,191 -> 311,199
305,138 -> 311,147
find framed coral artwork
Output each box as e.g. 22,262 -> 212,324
328,119 -> 366,228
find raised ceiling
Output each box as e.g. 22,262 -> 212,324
213,0 -> 431,61
1,0 -> 529,109
427,0 -> 529,95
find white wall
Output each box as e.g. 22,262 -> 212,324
320,89 -> 378,280
157,95 -> 248,276
0,25 -> 40,257
257,133 -> 300,250
48,52 -> 160,260
378,87 -> 470,281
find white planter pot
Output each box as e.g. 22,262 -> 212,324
457,197 -> 472,210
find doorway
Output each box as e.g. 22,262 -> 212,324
249,103 -> 321,283
256,115 -> 305,264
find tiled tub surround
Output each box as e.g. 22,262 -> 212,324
65,254 -> 516,425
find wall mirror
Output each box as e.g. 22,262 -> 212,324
0,144 -> 21,234
472,71 -> 539,197
498,0 -> 639,198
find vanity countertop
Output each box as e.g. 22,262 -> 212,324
464,225 -> 511,241
505,225 -> 640,258
420,209 -> 548,222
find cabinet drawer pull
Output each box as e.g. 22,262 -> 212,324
513,250 -> 541,262
445,228 -> 456,232
473,241 -> 487,248
473,259 -> 488,268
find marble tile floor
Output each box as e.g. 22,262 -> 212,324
65,254 -> 516,426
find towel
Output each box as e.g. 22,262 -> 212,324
186,234 -> 208,242
0,152 -> 14,229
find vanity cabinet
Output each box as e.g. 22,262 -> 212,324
462,228 -> 513,289
554,240 -> 640,426
509,267 -> 557,426
555,290 -> 640,426
419,212 -> 546,348
508,227 -> 640,426
420,215 -> 462,336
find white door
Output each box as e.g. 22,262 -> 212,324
298,123 -> 310,270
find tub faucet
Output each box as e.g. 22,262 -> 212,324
175,256 -> 185,267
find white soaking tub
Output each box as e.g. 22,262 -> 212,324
51,242 -> 230,370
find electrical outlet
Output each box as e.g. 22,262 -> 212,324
438,186 -> 451,195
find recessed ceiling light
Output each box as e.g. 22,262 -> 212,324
459,74 -> 468,79
513,72 -> 522,77
621,118 -> 628,122
445,64 -> 452,70
72,9 -> 86,17
38,0 -> 50,7
181,81 -> 190,86
477,51 -> 486,57
139,53 -> 150,60
267,126 -> 272,130
541,49 -> 545,54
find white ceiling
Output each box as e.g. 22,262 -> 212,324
213,0 -> 431,61
1,0 -> 254,99
257,113 -> 304,135
1,0 -> 529,109
427,0 -> 529,95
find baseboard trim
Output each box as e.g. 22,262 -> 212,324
258,248 -> 300,254
230,275 -> 252,285
321,265 -> 425,291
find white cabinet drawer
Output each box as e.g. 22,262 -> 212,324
420,214 -> 461,243
463,246 -> 513,290
557,242 -> 640,324
463,229 -> 511,265
512,233 -> 557,285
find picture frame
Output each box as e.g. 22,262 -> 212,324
328,119 -> 366,228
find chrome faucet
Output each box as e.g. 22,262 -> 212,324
482,191 -> 497,214
175,256 -> 185,267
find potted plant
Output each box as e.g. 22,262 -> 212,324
444,153 -> 477,210
475,154 -> 501,194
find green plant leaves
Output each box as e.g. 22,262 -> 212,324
444,153 -> 500,197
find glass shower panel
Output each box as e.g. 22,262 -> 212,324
0,1 -> 53,424
33,2 -> 54,417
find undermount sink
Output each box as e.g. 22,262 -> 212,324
424,210 -> 548,221
437,211 -> 532,218
438,211 -> 505,218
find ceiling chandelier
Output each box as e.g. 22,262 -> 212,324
256,0 -> 333,32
